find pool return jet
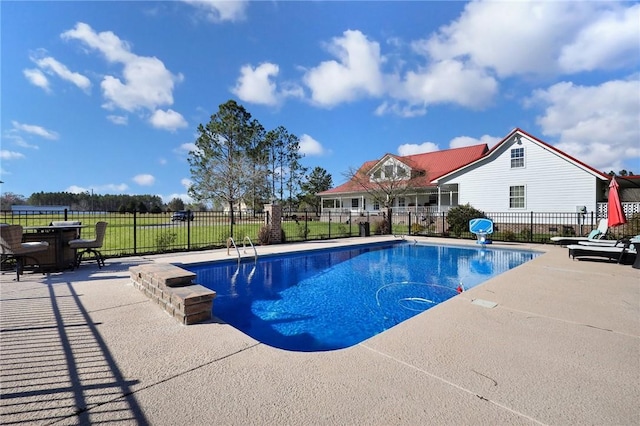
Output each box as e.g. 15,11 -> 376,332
469,218 -> 494,245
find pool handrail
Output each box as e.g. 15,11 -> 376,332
227,237 -> 241,260
243,236 -> 258,260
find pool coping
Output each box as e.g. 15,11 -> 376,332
1,235 -> 638,424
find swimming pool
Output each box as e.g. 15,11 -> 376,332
185,241 -> 539,352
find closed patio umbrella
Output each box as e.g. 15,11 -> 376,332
607,176 -> 627,228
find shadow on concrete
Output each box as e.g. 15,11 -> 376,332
0,278 -> 149,425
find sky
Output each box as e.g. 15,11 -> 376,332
2,0 -> 639,204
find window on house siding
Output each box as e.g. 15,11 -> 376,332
372,169 -> 381,179
509,185 -> 525,208
511,148 -> 524,168
397,167 -> 406,178
373,200 -> 380,210
398,197 -> 406,208
351,199 -> 359,208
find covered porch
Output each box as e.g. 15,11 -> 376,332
320,184 -> 459,215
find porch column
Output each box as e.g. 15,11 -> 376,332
437,186 -> 441,212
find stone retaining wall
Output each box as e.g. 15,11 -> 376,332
130,264 -> 216,325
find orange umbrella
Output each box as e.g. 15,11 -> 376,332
607,176 -> 627,228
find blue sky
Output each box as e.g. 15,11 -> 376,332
2,0 -> 639,204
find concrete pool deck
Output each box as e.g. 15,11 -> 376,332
1,236 -> 638,425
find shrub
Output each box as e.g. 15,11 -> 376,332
446,204 -> 486,237
257,226 -> 271,245
373,219 -> 390,235
155,231 -> 177,251
296,222 -> 308,239
519,228 -> 532,241
335,223 -> 347,236
411,223 -> 425,234
502,230 -> 517,241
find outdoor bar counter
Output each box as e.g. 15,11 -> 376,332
22,225 -> 83,271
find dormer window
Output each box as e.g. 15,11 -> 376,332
384,165 -> 394,176
511,147 -> 524,168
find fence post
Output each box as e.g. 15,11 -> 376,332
408,212 -> 412,236
530,211 -> 534,243
64,208 -> 68,221
328,211 -> 331,239
442,211 -> 446,236
187,209 -> 191,250
305,211 -> 309,241
133,210 -> 137,255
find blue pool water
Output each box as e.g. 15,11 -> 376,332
185,242 -> 539,352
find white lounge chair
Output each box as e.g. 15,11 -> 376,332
550,219 -> 608,246
567,239 -> 637,264
578,236 -> 640,247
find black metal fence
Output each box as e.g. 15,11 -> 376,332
2,209 -> 638,259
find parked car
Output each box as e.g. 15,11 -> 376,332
171,210 -> 194,221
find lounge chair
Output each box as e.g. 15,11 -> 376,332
550,219 -> 608,245
567,239 -> 637,264
577,236 -> 640,247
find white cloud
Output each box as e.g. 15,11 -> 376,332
374,101 -> 426,118
559,4 -> 640,73
0,150 -> 26,160
176,142 -> 197,156
101,183 -> 129,193
149,109 -> 188,131
67,183 -> 128,194
298,134 -> 325,156
162,192 -> 193,204
397,141 -> 439,156
133,174 -> 155,186
3,131 -> 39,149
30,54 -> 91,93
181,0 -> 248,23
398,59 -> 497,110
181,178 -> 192,189
11,121 -> 59,140
303,30 -> 385,107
66,185 -> 89,194
527,78 -> 640,172
23,68 -> 50,92
61,22 -> 183,113
232,63 -> 280,106
107,115 -> 128,125
449,134 -> 501,149
423,1 -> 638,77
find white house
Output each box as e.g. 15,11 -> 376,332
318,128 -> 612,216
432,128 -> 611,214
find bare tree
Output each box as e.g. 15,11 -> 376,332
345,156 -> 424,233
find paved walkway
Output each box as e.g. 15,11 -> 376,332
1,237 -> 638,425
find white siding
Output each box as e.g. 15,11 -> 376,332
442,136 -> 600,213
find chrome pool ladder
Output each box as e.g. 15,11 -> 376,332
227,237 -> 241,260
227,236 -> 258,261
243,236 -> 258,260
